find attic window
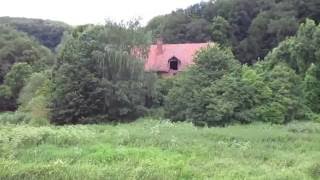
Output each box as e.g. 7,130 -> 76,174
169,57 -> 180,71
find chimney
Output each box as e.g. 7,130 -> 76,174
156,38 -> 163,55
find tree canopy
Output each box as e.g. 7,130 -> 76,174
0,17 -> 71,50
0,25 -> 53,112
51,22 -> 156,124
163,20 -> 320,126
146,0 -> 320,64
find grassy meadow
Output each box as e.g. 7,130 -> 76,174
0,119 -> 320,180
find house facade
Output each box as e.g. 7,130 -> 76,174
145,40 -> 210,76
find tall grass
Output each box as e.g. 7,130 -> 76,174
0,119 -> 319,179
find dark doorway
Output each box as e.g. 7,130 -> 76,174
169,57 -> 179,70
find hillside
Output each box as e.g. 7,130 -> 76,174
146,0 -> 320,64
0,17 -> 71,50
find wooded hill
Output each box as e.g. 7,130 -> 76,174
146,0 -> 320,64
0,17 -> 71,50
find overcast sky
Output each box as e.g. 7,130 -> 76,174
0,0 -> 206,25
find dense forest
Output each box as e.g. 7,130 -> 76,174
1,0 -> 320,127
0,17 -> 71,50
146,0 -> 320,64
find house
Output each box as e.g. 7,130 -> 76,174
145,40 -> 211,76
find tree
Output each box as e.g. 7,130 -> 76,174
0,63 -> 33,112
266,19 -> 320,75
256,63 -> 305,123
3,63 -> 32,98
51,21 -> 156,124
185,18 -> 211,43
236,6 -> 299,64
164,45 -> 240,125
0,25 -> 53,112
0,85 -> 15,111
303,64 -> 320,113
211,16 -> 231,46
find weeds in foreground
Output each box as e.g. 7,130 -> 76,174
0,119 -> 319,179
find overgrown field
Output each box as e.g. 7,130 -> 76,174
1,119 -> 320,180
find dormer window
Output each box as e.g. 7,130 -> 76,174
169,57 -> 180,71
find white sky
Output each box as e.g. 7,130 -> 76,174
0,0 -> 206,25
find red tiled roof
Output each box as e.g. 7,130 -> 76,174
145,43 -> 210,72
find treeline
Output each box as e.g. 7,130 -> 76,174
0,21 -> 158,125
1,1 -> 320,126
161,20 -> 320,126
146,0 -> 320,64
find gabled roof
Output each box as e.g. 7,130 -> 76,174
145,43 -> 210,72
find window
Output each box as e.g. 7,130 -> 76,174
169,57 -> 179,71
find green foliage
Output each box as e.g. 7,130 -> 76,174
164,41 -> 309,126
0,85 -> 12,98
51,22 -> 155,124
18,71 -> 51,107
146,10 -> 211,43
147,0 -> 320,64
211,16 -> 231,46
201,72 -> 257,125
266,19 -> 320,74
0,120 -> 320,179
309,163 -> 320,179
0,25 -> 53,82
3,63 -> 32,98
192,45 -> 240,83
164,46 -> 240,125
235,1 -> 299,64
0,25 -> 54,112
262,19 -> 320,118
0,17 -> 71,49
0,63 -> 33,111
18,71 -> 52,125
0,111 -> 32,125
303,64 -> 320,113
255,64 -> 305,123
152,78 -> 175,107
0,85 -> 15,111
